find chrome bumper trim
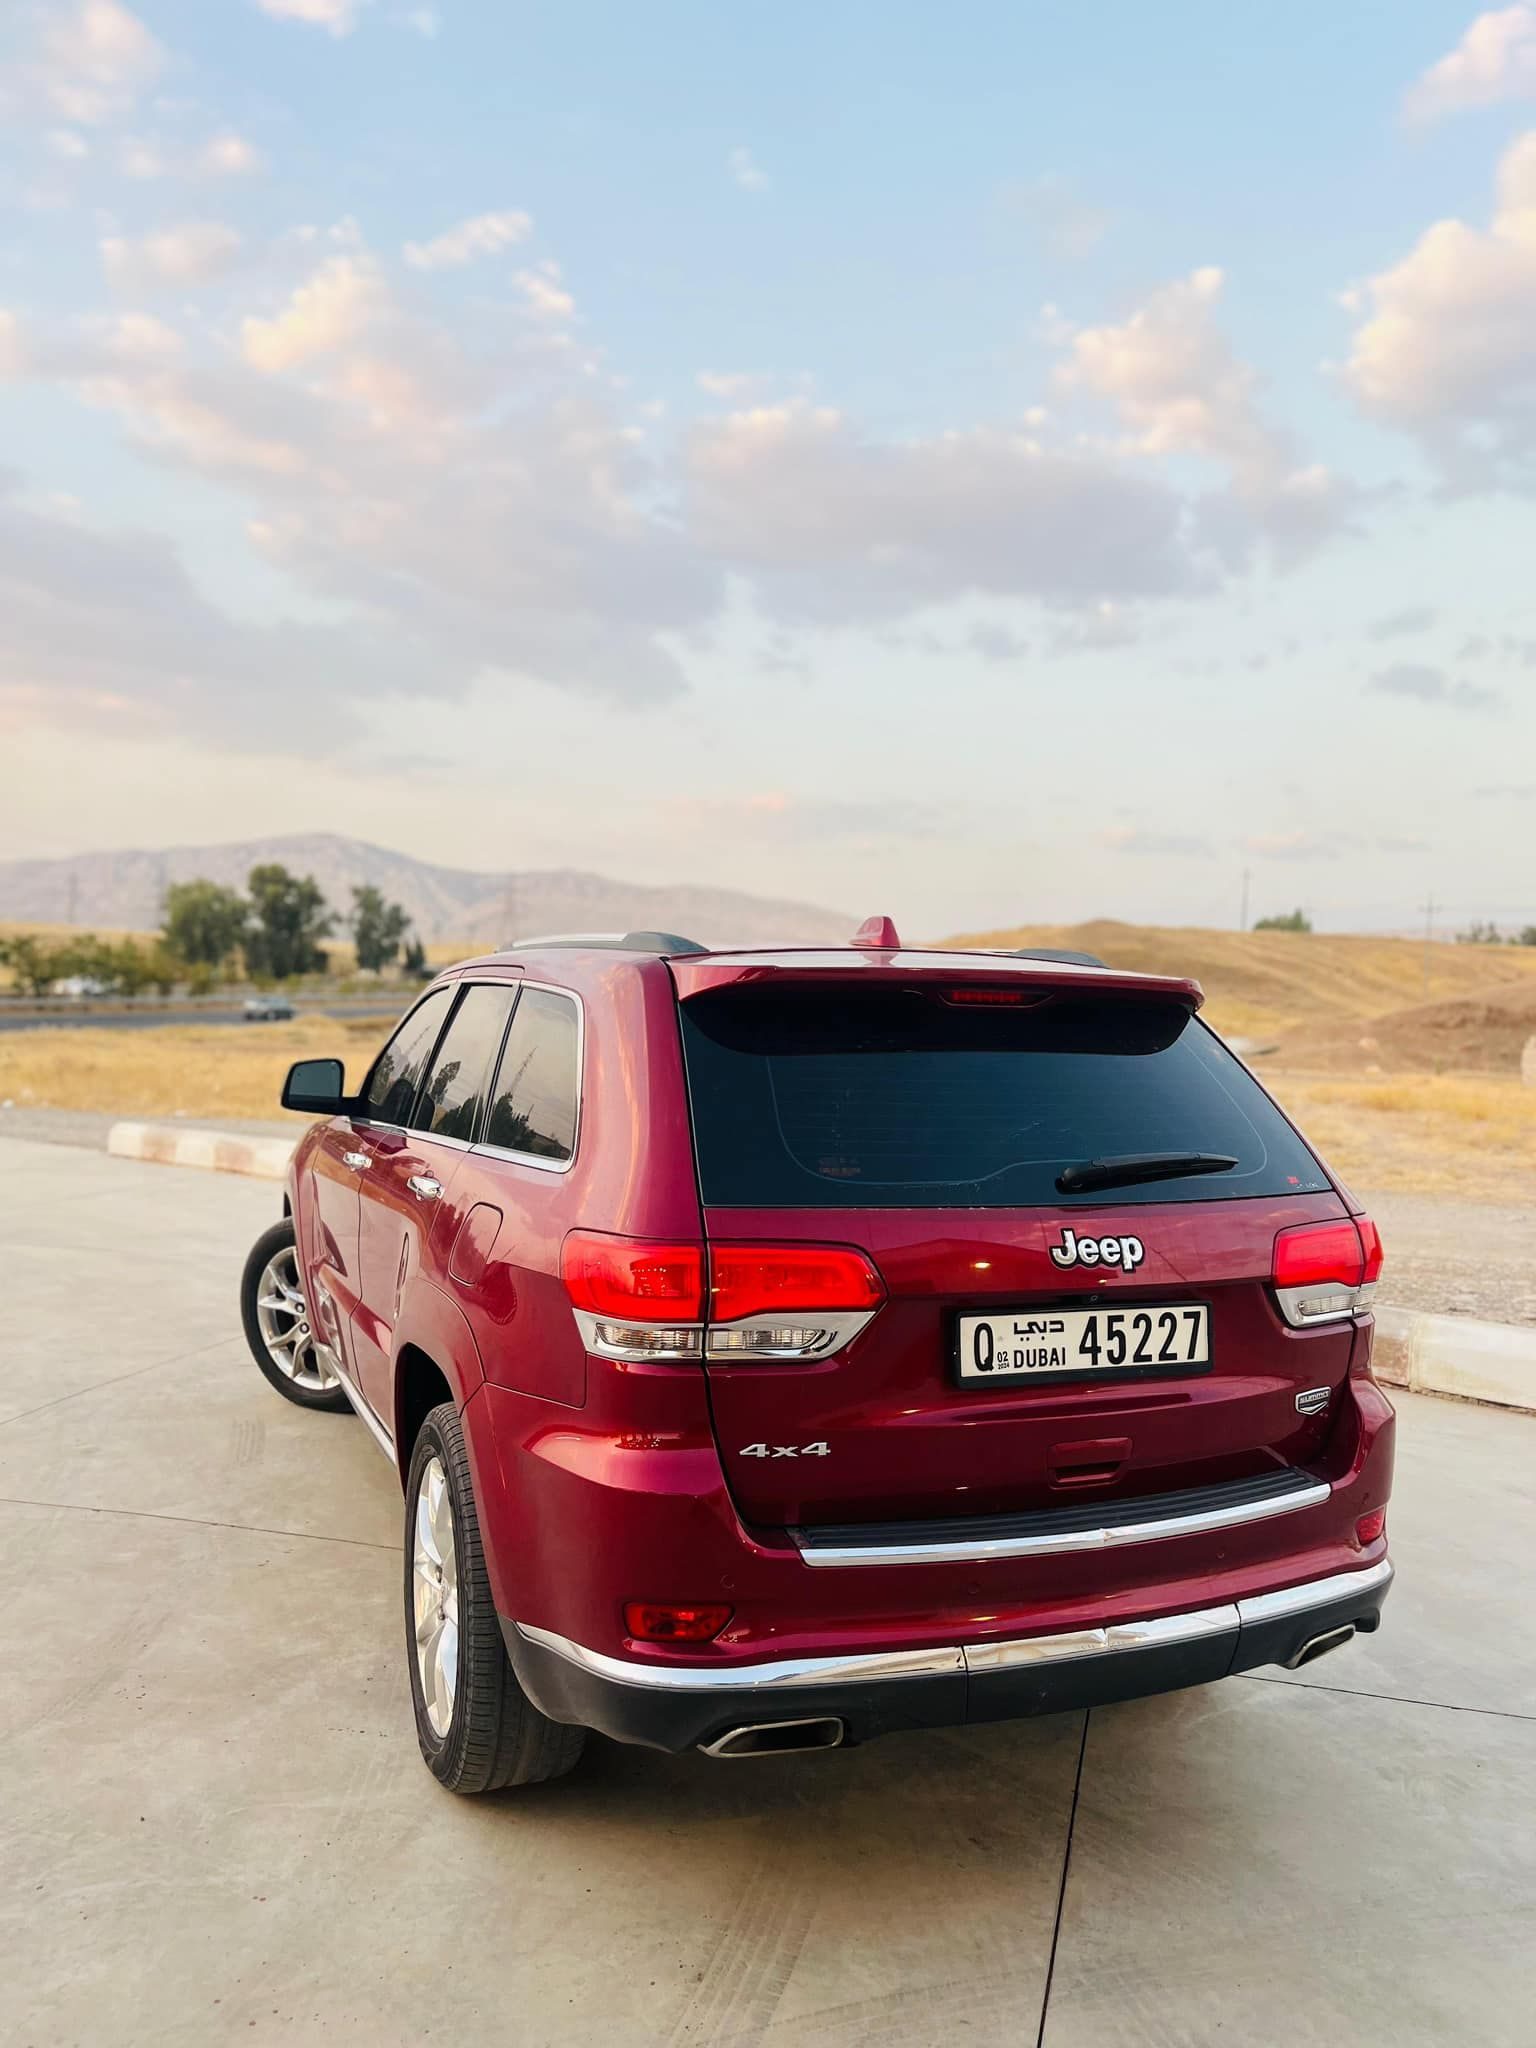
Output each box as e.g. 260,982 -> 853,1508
1236,1557 -> 1393,1624
514,1560 -> 1392,1695
796,1479 -> 1332,1569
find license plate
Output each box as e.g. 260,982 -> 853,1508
956,1303 -> 1210,1384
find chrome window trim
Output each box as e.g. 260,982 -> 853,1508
469,978 -> 584,1177
795,1477 -> 1331,1569
513,1562 -> 1392,1693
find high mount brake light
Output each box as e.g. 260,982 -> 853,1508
561,1233 -> 884,1363
942,986 -> 1038,1007
1272,1217 -> 1383,1327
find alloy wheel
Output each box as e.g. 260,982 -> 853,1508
412,1455 -> 460,1738
253,1245 -> 339,1395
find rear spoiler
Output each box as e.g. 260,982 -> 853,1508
667,954 -> 1205,1012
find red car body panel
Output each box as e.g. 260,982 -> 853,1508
284,939 -> 1394,1748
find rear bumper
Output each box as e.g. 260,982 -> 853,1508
504,1556 -> 1393,1754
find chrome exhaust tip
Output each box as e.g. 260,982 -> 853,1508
1284,1623 -> 1357,1670
699,1717 -> 846,1759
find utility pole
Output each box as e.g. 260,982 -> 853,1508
1420,890 -> 1436,998
1239,868 -> 1250,934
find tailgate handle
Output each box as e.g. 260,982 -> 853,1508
1050,1437 -> 1131,1488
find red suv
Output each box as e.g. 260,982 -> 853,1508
240,922 -> 1393,1794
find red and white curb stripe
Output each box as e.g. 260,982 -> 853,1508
106,1121 -> 295,1183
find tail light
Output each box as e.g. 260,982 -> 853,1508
561,1231 -> 705,1359
1354,1509 -> 1386,1547
1272,1217 -> 1384,1328
624,1601 -> 733,1643
561,1232 -> 884,1362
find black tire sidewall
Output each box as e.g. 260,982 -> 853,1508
403,1405 -> 482,1782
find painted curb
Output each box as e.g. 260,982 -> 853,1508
1372,1304 -> 1536,1415
106,1121 -> 295,1183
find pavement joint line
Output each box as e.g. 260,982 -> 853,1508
1239,1669 -> 1535,1725
1034,1708 -> 1089,2048
0,1338 -> 238,1431
0,1493 -> 397,1553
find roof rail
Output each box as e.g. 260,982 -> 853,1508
503,929 -> 708,957
1010,946 -> 1107,968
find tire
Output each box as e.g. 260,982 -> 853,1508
405,1401 -> 586,1794
239,1219 -> 350,1412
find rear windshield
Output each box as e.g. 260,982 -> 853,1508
678,986 -> 1330,1209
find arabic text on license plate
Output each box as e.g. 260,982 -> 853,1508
957,1303 -> 1210,1383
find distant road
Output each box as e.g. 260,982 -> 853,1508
0,997 -> 404,1036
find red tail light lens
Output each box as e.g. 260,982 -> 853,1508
624,1601 -> 733,1643
709,1244 -> 885,1323
561,1232 -> 705,1322
1354,1509 -> 1387,1547
1273,1221 -> 1365,1290
1272,1216 -> 1382,1327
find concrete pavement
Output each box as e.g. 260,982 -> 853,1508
2,1132 -> 1532,2047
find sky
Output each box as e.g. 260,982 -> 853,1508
1,0 -> 1535,938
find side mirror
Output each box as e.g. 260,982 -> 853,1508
281,1057 -> 348,1115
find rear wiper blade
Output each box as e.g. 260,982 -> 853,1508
1055,1151 -> 1239,1194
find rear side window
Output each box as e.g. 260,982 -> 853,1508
679,986 -> 1329,1209
359,987 -> 453,1126
482,988 -> 580,1162
411,984 -> 517,1142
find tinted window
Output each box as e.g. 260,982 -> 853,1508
680,987 -> 1329,1209
359,988 -> 453,1127
411,984 -> 517,1141
483,988 -> 579,1161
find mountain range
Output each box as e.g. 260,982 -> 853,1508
0,832 -> 855,949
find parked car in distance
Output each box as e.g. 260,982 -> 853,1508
240,918 -> 1394,1794
243,994 -> 296,1022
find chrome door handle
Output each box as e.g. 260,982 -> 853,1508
342,1151 -> 371,1170
407,1174 -> 443,1199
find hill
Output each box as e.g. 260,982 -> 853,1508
0,833 -> 854,950
946,917 -> 1536,1064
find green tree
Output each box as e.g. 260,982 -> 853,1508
0,934 -> 66,996
402,932 -> 428,976
162,880 -> 250,970
1253,909 -> 1313,933
1518,927 -> 1536,948
244,865 -> 336,980
350,884 -> 412,972
1455,920 -> 1502,946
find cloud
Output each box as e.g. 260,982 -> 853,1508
37,1 -> 163,125
1101,828 -> 1215,858
403,210 -> 532,271
728,147 -> 769,192
1367,604 -> 1437,639
966,622 -> 1031,662
514,263 -> 576,321
1059,267 -> 1358,560
202,133 -> 263,177
254,0 -> 371,33
1404,6 -> 1536,123
1368,661 -> 1503,711
1341,131 -> 1536,483
241,255 -> 384,371
100,222 -> 244,290
683,400 -> 1202,621
405,7 -> 440,34
46,129 -> 91,161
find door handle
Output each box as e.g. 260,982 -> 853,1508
342,1151 -> 371,1170
407,1174 -> 443,1199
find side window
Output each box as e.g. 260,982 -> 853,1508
359,988 -> 453,1127
483,988 -> 580,1162
410,984 -> 517,1142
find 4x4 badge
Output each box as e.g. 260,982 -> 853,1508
1049,1227 -> 1145,1273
